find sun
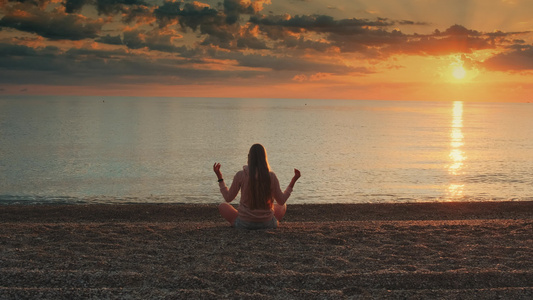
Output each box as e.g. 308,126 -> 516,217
452,65 -> 466,80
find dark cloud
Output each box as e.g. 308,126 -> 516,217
65,0 -> 153,24
279,36 -> 332,52
0,42 -> 266,86
65,46 -> 128,59
250,14 -> 395,36
121,4 -> 153,23
96,0 -> 147,15
223,0 -> 270,24
64,0 -> 147,15
247,17 -> 507,57
437,24 -> 481,36
0,42 -> 38,56
96,34 -> 123,45
239,54 -> 365,73
0,43 -> 66,73
398,20 -> 430,26
64,0 -> 86,13
236,29 -> 269,49
248,14 -> 397,46
246,13 -> 428,55
122,30 -> 144,49
392,35 -> 492,56
152,1 -> 244,50
397,24 -> 525,56
0,6 -> 103,40
154,1 -> 220,30
483,45 -> 533,71
122,29 -> 187,53
6,0 -> 50,6
207,49 -> 370,75
152,1 -> 181,27
328,29 -> 406,54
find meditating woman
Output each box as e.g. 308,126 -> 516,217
213,144 -> 300,230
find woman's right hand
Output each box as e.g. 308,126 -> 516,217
213,163 -> 223,180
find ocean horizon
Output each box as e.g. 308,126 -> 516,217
1,95 -> 532,205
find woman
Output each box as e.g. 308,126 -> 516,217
213,144 -> 300,229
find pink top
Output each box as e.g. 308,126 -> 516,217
218,166 -> 293,222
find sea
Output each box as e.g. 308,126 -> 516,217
1,96 -> 532,205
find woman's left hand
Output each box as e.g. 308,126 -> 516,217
213,163 -> 223,180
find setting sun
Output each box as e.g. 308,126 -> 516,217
452,65 -> 467,80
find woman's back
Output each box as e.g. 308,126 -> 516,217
233,166 -> 291,223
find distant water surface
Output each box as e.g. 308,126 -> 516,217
1,96 -> 532,204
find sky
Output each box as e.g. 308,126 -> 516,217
0,0 -> 532,102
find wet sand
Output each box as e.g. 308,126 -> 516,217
1,202 -> 533,299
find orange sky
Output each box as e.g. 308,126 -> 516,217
1,0 -> 532,102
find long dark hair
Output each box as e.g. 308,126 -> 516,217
247,144 -> 272,210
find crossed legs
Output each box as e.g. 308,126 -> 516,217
273,202 -> 287,221
218,202 -> 287,226
218,202 -> 238,225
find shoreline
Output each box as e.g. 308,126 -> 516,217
2,201 -> 533,299
1,201 -> 533,223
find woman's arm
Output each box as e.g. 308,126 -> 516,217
289,169 -> 301,188
214,163 -> 242,202
271,169 -> 301,205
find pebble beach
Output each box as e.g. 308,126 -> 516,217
1,202 -> 533,299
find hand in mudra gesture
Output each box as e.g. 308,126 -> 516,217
213,163 -> 223,180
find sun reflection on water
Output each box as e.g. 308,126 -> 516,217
448,101 -> 465,198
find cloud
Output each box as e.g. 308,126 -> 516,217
236,31 -> 269,49
154,1 -> 220,30
327,28 -> 406,55
121,29 -> 144,49
209,49 -> 371,75
379,25 -> 522,57
120,28 -> 186,53
0,43 -> 67,74
224,0 -> 271,24
64,0 -> 147,15
250,14 -> 395,37
95,0 -> 147,15
0,41 -> 39,56
0,4 -> 104,40
438,24 -> 482,36
483,44 -> 533,71
95,34 -> 123,45
5,0 -> 51,6
0,41 -> 267,86
152,1 -> 247,50
398,20 -> 430,26
391,35 -> 491,56
64,0 -> 86,13
121,3 -> 153,24
279,36 -> 332,52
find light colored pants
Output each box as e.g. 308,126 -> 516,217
233,216 -> 278,230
